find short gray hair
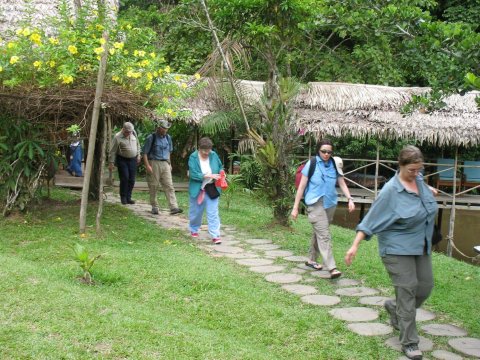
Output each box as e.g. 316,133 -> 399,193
123,122 -> 134,131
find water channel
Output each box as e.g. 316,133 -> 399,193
333,204 -> 480,263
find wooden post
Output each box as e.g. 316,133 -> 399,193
79,31 -> 109,234
374,142 -> 380,198
446,148 -> 458,257
96,114 -> 107,233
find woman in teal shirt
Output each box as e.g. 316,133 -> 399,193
345,145 -> 438,360
188,137 -> 224,244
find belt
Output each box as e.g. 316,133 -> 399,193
150,159 -> 169,161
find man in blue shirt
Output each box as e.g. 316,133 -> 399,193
143,120 -> 183,215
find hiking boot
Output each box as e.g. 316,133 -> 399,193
212,238 -> 222,245
151,207 -> 159,215
127,199 -> 135,204
170,208 -> 183,215
384,299 -> 399,330
402,344 -> 422,359
121,197 -> 127,205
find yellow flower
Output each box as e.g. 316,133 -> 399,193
139,59 -> 150,67
150,52 -> 156,58
153,71 -> 158,77
49,37 -> 59,45
7,42 -> 16,49
194,73 -> 201,80
126,70 -> 141,78
113,42 -> 124,50
145,82 -> 152,90
81,38 -> 86,43
99,38 -> 106,45
172,112 -> 177,117
21,28 -> 31,37
16,29 -> 23,35
68,45 -> 78,55
29,33 -> 42,45
33,60 -> 42,68
59,74 -> 74,84
94,47 -> 104,55
126,24 -> 132,30
164,66 -> 171,73
112,75 -> 120,82
10,56 -> 19,64
146,72 -> 153,80
174,75 -> 181,81
181,83 -> 187,89
0,66 -> 3,72
109,48 -> 116,55
166,108 -> 173,115
96,24 -> 104,31
123,50 -> 129,55
49,60 -> 56,68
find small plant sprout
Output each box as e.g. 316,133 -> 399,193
72,243 -> 102,284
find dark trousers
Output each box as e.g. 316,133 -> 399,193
116,155 -> 137,201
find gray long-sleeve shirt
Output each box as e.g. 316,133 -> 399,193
356,173 -> 438,256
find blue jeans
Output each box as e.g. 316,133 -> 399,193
116,155 -> 137,201
189,195 -> 220,238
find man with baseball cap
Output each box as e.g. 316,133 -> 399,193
143,119 -> 183,215
109,122 -> 141,205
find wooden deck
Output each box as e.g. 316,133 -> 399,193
338,187 -> 480,211
53,170 -> 189,191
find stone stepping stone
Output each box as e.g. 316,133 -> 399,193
291,268 -> 307,274
282,284 -> 317,295
329,307 -> 379,322
303,278 -> 316,283
211,245 -> 244,254
421,324 -> 467,337
264,250 -> 294,258
220,239 -> 241,245
251,244 -> 281,250
309,270 -> 332,279
223,252 -> 259,259
431,349 -> 463,360
335,287 -> 379,297
244,239 -> 272,245
265,273 -> 302,284
334,278 -> 360,287
283,255 -> 310,262
235,258 -> 274,267
416,308 -> 436,322
249,265 -> 286,274
301,294 -> 341,306
347,323 -> 393,336
386,336 -> 433,352
448,337 -> 480,358
359,296 -> 393,306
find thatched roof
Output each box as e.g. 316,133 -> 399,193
189,79 -> 480,147
0,86 -> 156,140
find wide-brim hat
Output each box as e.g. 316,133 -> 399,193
333,156 -> 344,176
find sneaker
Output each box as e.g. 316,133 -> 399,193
151,207 -> 159,215
212,238 -> 222,245
170,208 -> 183,215
127,199 -> 136,204
191,232 -> 199,238
384,299 -> 399,330
402,344 -> 422,359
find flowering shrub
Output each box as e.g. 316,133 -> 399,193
0,0 -> 200,117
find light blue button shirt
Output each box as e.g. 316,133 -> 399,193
302,156 -> 339,209
356,173 -> 438,256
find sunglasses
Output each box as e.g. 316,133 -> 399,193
320,149 -> 333,155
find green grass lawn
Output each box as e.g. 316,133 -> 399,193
0,188 -> 479,359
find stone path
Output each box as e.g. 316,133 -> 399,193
107,195 -> 480,359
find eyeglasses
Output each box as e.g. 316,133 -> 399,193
320,149 -> 333,155
406,167 -> 424,175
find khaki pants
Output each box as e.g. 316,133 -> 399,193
146,160 -> 178,210
306,199 -> 337,270
382,254 -> 434,346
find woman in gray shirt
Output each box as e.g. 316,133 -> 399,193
345,145 -> 438,360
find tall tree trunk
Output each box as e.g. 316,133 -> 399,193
96,115 -> 108,233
